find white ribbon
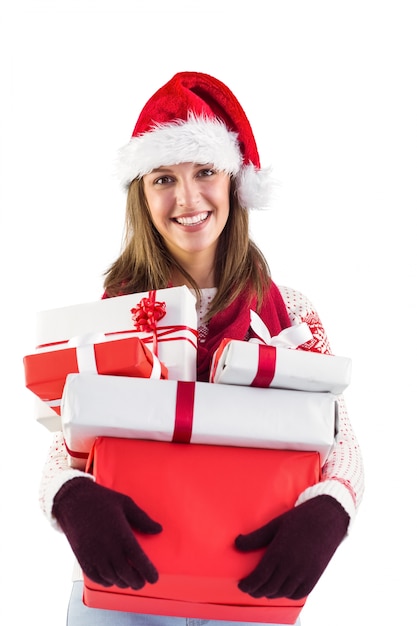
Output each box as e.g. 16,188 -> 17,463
67,333 -> 106,373
249,310 -> 313,349
149,353 -> 162,379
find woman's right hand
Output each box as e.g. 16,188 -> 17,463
52,477 -> 162,589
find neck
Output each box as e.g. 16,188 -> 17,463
171,264 -> 215,289
169,247 -> 217,289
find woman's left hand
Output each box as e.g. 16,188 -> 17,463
234,495 -> 349,600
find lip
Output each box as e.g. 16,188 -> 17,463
172,211 -> 211,227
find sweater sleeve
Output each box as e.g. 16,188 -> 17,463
279,285 -> 365,525
39,430 -> 94,530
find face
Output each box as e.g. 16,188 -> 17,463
142,162 -> 231,269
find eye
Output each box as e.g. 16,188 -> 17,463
154,175 -> 174,185
197,167 -> 216,178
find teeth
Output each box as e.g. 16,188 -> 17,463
175,212 -> 209,226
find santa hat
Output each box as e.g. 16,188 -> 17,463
116,71 -> 274,210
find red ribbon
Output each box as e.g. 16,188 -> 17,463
65,440 -> 89,460
36,326 -> 198,351
251,344 -> 277,388
173,381 -> 195,443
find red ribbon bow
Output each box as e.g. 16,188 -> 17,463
131,292 -> 167,355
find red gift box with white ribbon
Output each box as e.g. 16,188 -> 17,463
26,286 -> 198,430
61,372 -> 337,469
83,436 -> 321,623
210,310 -> 352,394
23,336 -> 168,415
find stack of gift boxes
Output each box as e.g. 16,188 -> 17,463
23,286 -> 352,625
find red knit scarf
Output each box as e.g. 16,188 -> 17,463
197,281 -> 291,381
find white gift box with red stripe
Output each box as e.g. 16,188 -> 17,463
32,286 -> 197,430
210,338 -> 351,394
210,313 -> 352,394
61,372 -> 337,469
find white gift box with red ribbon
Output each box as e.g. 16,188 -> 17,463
210,310 -> 352,394
32,286 -> 198,430
61,372 -> 337,469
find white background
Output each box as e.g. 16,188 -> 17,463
1,1 -> 416,624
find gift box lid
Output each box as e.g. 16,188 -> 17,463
35,286 -> 197,346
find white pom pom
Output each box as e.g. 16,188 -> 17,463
236,163 -> 278,210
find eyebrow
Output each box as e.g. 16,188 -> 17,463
146,167 -> 171,176
150,163 -> 213,174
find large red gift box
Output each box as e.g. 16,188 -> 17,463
83,437 -> 321,623
23,337 -> 168,415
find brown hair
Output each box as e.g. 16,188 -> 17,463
103,178 -> 271,320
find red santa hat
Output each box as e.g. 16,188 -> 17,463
116,71 -> 274,210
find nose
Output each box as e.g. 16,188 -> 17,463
176,178 -> 200,209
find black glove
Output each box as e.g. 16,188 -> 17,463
235,495 -> 349,600
52,477 -> 162,589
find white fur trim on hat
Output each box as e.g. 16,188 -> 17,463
116,114 -> 242,189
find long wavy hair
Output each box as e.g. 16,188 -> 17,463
103,177 -> 271,320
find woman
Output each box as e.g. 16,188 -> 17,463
39,71 -> 364,625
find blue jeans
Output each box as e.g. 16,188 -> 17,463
67,582 -> 301,626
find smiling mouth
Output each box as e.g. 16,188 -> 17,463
173,212 -> 210,226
